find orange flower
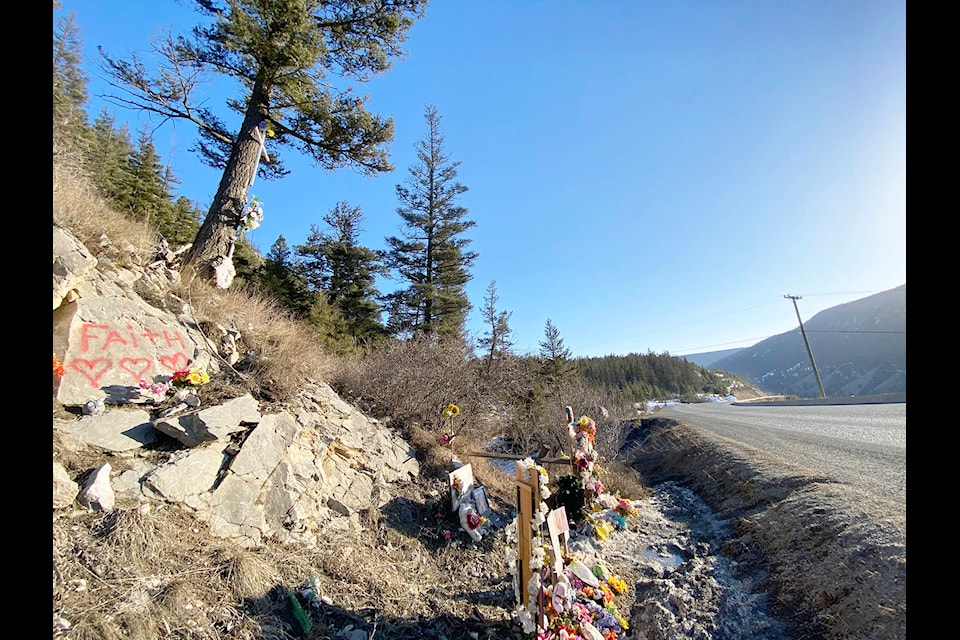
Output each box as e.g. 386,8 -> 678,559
600,582 -> 614,604
53,353 -> 66,379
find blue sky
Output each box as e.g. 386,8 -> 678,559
56,0 -> 906,358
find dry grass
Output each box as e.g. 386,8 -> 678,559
53,149 -> 162,268
52,147 -> 655,639
53,149 -> 339,407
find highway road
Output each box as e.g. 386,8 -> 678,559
658,402 -> 906,513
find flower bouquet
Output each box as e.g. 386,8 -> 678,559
138,366 -> 211,409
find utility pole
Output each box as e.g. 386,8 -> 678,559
785,295 -> 826,399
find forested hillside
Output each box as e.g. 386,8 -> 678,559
576,351 -> 760,406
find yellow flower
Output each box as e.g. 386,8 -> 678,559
608,575 -> 628,595
441,403 -> 460,419
593,519 -> 614,540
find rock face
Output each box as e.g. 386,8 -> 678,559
52,224 -> 420,548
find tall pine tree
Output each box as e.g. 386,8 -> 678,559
53,8 -> 89,145
97,0 -> 428,283
382,105 -> 477,339
294,202 -> 387,343
538,318 -> 579,407
254,236 -> 315,317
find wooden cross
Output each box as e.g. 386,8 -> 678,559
515,462 -> 542,608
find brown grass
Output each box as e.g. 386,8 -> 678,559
52,145 -> 655,639
53,150 -> 339,407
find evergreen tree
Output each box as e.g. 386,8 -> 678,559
477,279 -> 515,376
88,109 -> 136,209
382,105 -> 478,339
97,0 -> 428,283
125,125 -> 170,226
53,8 -> 89,144
254,236 -> 314,317
538,318 -> 579,406
294,202 -> 387,343
159,196 -> 204,247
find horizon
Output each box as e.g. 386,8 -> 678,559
55,0 -> 906,358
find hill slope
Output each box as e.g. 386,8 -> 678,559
711,286 -> 906,398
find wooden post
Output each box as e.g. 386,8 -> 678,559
515,462 -> 541,608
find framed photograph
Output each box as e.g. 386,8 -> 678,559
449,464 -> 475,511
472,485 -> 490,515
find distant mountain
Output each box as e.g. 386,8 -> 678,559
710,285 -> 906,398
682,347 -> 744,368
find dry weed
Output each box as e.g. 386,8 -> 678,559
53,154 -> 162,267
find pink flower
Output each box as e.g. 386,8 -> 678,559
443,530 -> 451,541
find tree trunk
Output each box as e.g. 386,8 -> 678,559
183,83 -> 272,281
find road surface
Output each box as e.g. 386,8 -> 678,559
658,401 -> 906,512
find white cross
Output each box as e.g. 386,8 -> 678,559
248,125 -> 271,187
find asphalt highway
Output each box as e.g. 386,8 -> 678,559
658,401 -> 906,516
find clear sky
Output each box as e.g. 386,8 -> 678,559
56,0 -> 906,359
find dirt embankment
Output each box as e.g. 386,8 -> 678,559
624,416 -> 906,640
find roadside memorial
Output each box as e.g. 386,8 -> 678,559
505,409 -> 641,637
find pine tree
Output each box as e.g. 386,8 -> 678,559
53,9 -> 89,144
294,202 -> 387,343
254,236 -> 314,317
382,105 -> 478,339
125,125 -> 170,226
538,318 -> 579,406
478,280 -> 515,376
96,0 -> 428,283
88,109 -> 136,209
159,196 -> 203,247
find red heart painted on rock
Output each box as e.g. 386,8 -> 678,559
159,352 -> 190,371
118,357 -> 152,382
69,359 -> 112,388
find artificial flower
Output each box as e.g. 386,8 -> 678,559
171,368 -> 211,388
240,196 -> 264,231
607,576 -> 628,595
53,353 -> 66,379
615,498 -> 638,517
442,403 -> 460,418
599,583 -> 614,605
257,120 -> 276,137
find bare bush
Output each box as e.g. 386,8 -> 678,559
332,336 -> 482,432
